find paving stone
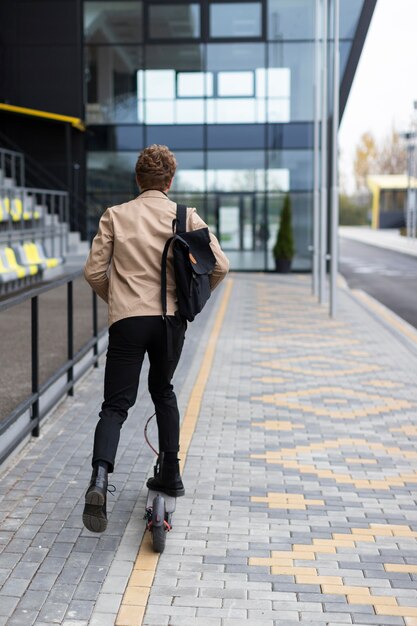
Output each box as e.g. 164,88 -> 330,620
16,589 -> 48,611
0,595 -> 19,617
0,577 -> 31,596
37,602 -> 68,623
5,609 -> 39,626
65,600 -> 95,621
3,276 -> 417,626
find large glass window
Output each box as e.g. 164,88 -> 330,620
177,72 -> 213,98
269,150 -> 313,191
339,0 -> 363,39
207,43 -> 266,123
85,45 -> 143,124
210,3 -> 262,38
267,0 -> 315,41
207,150 -> 264,191
268,42 -> 314,122
169,151 -> 206,192
84,2 -> 143,44
140,44 -> 204,124
148,4 -> 200,39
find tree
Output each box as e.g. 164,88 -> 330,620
377,128 -> 407,175
353,128 -> 408,191
353,132 -> 378,192
273,193 -> 295,260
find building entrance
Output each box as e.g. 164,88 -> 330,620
216,193 -> 256,251
215,193 -> 268,270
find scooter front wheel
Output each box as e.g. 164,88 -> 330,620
152,524 -> 166,553
151,494 -> 167,553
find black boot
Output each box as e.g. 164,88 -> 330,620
83,461 -> 109,533
146,453 -> 185,497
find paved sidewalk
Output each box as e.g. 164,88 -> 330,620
339,226 -> 417,258
1,274 -> 417,626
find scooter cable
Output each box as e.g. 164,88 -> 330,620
144,412 -> 159,456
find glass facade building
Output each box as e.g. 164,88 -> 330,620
84,0 -> 372,270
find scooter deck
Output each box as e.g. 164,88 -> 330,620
146,489 -> 176,514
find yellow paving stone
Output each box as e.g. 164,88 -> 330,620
251,420 -> 304,430
351,528 -> 391,537
321,585 -> 371,596
129,570 -> 155,587
391,425 -> 417,435
368,379 -> 403,388
345,458 -> 377,464
257,356 -> 381,377
271,566 -> 317,576
293,545 -> 336,554
254,376 -> 286,383
251,387 -> 415,419
345,594 -> 386,606
333,533 -> 375,543
369,596 -> 399,607
122,586 -> 149,606
389,528 -> 417,536
284,552 -> 316,561
404,618 -> 417,626
375,606 -> 417,617
133,552 -> 159,570
384,564 -> 417,573
249,557 -> 273,566
116,605 -> 145,626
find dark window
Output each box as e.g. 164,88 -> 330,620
148,4 -> 201,39
210,3 -> 262,38
84,2 -> 143,44
267,0 -> 315,41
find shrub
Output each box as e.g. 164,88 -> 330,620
273,193 -> 295,260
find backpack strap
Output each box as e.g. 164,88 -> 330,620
161,235 -> 173,319
175,204 -> 187,234
161,204 -> 188,318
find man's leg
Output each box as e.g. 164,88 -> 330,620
92,318 -> 146,473
146,316 -> 186,496
84,318 -> 145,533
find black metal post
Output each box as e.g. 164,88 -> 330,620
92,291 -> 99,368
67,281 -> 74,395
31,296 -> 39,436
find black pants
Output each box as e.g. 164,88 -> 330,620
92,315 -> 186,473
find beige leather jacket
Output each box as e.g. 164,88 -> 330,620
84,190 -> 230,326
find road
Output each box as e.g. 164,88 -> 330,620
339,237 -> 417,329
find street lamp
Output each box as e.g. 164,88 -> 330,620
402,130 -> 417,241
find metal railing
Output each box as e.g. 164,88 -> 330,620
0,147 -> 25,188
0,185 -> 70,259
0,271 -> 107,466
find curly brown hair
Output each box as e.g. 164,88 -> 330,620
135,144 -> 177,191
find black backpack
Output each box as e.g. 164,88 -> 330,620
161,204 -> 216,322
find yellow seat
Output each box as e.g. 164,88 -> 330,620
23,242 -> 60,269
0,198 -> 7,222
23,242 -> 43,265
5,247 -> 37,277
32,241 -> 60,268
4,197 -> 32,221
0,255 -> 18,282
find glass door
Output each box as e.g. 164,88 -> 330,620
215,193 -> 266,270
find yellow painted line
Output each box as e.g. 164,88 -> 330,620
0,103 -> 85,131
115,279 -> 233,626
353,289 -> 417,346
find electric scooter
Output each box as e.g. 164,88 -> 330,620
143,414 -> 176,553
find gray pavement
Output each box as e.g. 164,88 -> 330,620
1,274 -> 417,625
339,238 -> 417,329
339,227 -> 417,258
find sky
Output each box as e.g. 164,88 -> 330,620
339,0 -> 417,193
